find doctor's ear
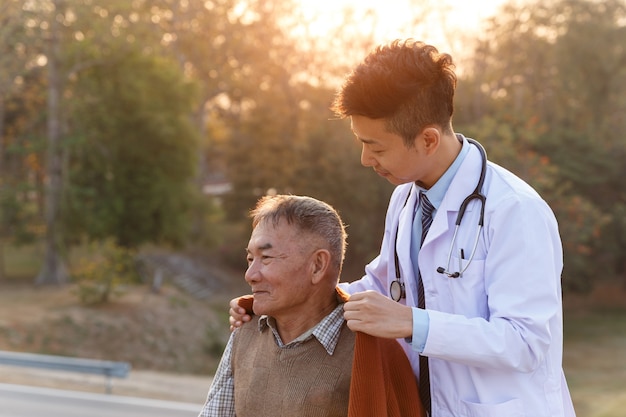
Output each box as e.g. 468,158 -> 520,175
420,127 -> 441,153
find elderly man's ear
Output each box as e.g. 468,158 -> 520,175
310,249 -> 331,284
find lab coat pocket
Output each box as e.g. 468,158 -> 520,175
447,256 -> 488,318
460,397 -> 524,417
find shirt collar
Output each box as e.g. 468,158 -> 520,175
256,303 -> 346,355
415,133 -> 470,209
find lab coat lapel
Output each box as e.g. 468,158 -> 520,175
423,144 -> 483,247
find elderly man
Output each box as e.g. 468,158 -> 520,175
199,195 -> 423,417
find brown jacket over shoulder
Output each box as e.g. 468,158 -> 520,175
237,288 -> 425,417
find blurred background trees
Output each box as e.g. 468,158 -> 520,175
0,0 -> 624,292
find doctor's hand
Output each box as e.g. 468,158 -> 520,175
229,295 -> 252,332
343,290 -> 413,339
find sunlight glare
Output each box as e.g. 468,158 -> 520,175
297,0 -> 508,55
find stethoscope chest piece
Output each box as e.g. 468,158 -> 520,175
390,279 -> 405,301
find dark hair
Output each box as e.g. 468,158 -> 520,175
250,195 -> 347,275
331,39 -> 457,146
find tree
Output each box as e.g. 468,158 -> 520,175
31,0 -> 131,284
8,0 -> 204,283
35,0 -> 68,285
0,0 -> 47,279
63,51 -> 199,248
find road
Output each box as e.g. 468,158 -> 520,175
0,383 -> 201,417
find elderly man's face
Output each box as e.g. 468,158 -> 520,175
245,218 -> 314,319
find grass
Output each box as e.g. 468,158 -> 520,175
563,283 -> 626,417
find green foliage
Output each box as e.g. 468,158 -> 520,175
0,180 -> 42,244
63,51 -> 200,248
0,55 -> 48,249
552,193 -> 611,292
71,239 -> 140,304
3,0 -> 625,292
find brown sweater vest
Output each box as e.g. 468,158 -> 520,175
236,291 -> 425,417
232,318 -> 355,417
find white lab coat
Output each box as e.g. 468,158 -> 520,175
342,141 -> 576,417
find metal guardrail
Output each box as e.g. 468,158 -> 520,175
0,350 -> 131,394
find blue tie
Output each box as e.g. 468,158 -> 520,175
420,193 -> 435,246
410,192 -> 436,274
417,192 -> 433,414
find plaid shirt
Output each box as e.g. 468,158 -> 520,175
198,304 -> 346,417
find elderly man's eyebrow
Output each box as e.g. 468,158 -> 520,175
246,242 -> 273,253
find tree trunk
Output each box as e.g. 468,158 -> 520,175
0,96 -> 5,281
36,0 -> 67,285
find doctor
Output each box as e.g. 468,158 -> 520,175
230,39 -> 576,417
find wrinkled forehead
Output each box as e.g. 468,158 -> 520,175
248,218 -> 302,251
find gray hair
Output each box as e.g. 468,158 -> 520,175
250,195 -> 347,275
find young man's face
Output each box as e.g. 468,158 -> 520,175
244,219 -> 314,319
351,115 -> 439,188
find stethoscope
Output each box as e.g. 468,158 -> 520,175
390,138 -> 487,302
